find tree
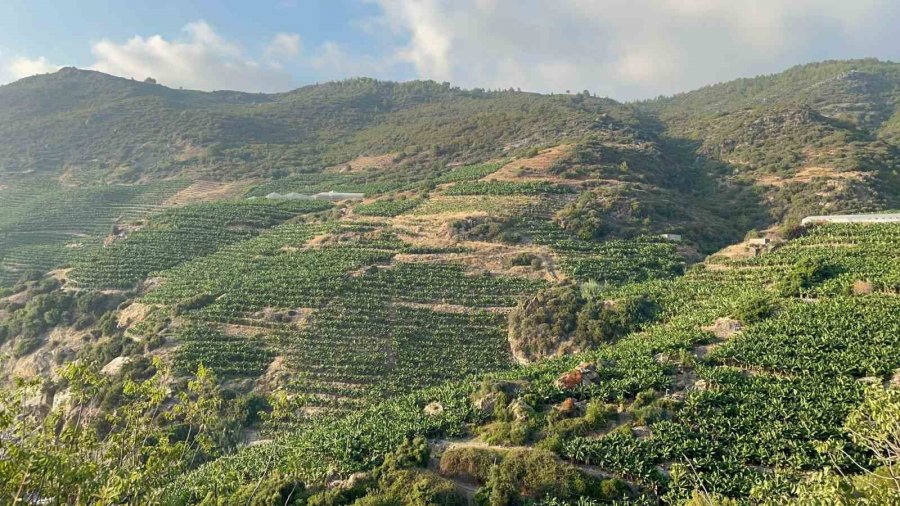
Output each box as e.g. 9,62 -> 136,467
0,360 -> 244,504
794,384 -> 900,503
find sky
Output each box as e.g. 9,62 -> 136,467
1,0 -> 899,100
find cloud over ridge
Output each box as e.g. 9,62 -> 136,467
89,21 -> 296,92
372,0 -> 900,98
1,1 -> 899,99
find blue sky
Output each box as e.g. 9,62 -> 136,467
0,1 -> 386,74
1,0 -> 899,100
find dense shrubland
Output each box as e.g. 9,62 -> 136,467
508,283 -> 660,362
0,277 -> 124,356
0,363 -> 250,504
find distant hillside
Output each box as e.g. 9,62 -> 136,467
642,59 -> 900,223
0,68 -> 620,181
3,61 -> 900,289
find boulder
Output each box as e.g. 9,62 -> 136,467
508,399 -> 534,422
473,392 -> 500,415
52,389 -> 71,411
702,318 -> 743,339
632,426 -> 651,439
555,369 -> 583,390
346,472 -> 371,488
577,362 -> 600,383
555,362 -> 600,389
328,471 -> 372,490
653,353 -> 672,365
424,401 -> 444,417
472,380 -> 526,415
554,397 -> 585,417
101,356 -> 132,376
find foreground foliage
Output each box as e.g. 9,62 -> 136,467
0,362 -> 244,504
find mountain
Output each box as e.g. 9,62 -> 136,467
0,67 -> 619,180
642,59 -> 900,222
1,60 -> 900,504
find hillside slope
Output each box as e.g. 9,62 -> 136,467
2,60 -> 900,504
170,221 -> 900,504
0,68 -> 620,180
642,59 -> 900,222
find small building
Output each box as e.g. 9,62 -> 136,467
265,192 -> 314,201
313,190 -> 365,201
801,213 -> 900,226
659,233 -> 682,242
747,237 -> 772,257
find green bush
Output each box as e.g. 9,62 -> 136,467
508,283 -> 660,361
733,294 -> 777,323
778,257 -> 839,296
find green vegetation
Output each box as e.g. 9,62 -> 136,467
642,59 -> 900,223
434,161 -> 505,183
0,70 -> 624,181
4,60 -> 900,505
410,195 -> 537,216
167,223 -> 900,504
174,322 -> 275,378
0,177 -> 189,286
509,283 -> 660,361
353,196 -> 423,217
71,199 -> 332,289
0,362 -> 250,504
134,222 -> 542,405
439,446 -> 626,503
443,180 -> 574,196
0,277 -> 124,355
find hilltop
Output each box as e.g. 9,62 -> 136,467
642,58 -> 900,222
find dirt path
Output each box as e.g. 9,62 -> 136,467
427,437 -> 642,497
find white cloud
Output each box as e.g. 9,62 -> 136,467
5,3 -> 900,98
369,0 -> 900,98
0,55 -> 61,84
306,40 -> 397,82
266,33 -> 302,67
90,20 -> 295,92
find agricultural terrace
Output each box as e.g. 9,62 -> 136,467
71,199 -> 333,289
171,223 -> 900,504
246,171 -> 420,198
17,159 -> 689,415
0,178 -> 189,286
137,221 -> 544,409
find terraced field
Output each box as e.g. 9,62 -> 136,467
7,60 -> 900,505
54,162 -> 691,413
71,199 -> 333,289
136,221 -> 544,408
0,160 -> 688,422
0,178 -> 190,285
171,222 -> 900,504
